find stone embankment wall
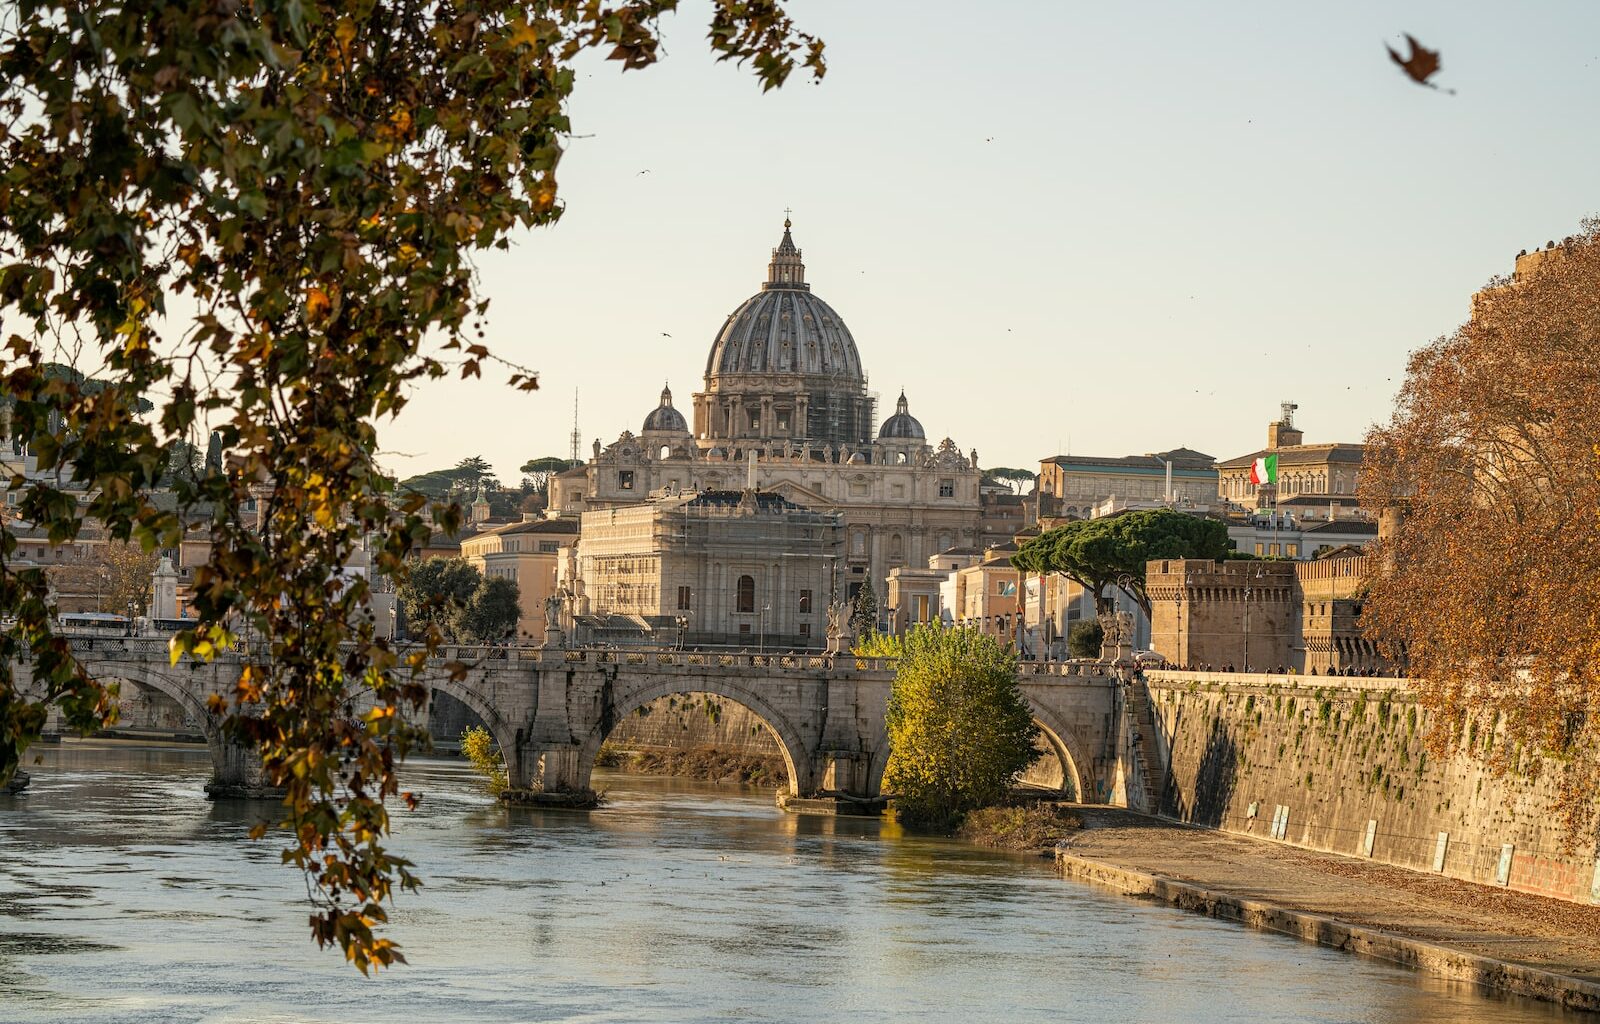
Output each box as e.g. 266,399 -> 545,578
606,692 -> 784,757
1144,671 -> 1600,906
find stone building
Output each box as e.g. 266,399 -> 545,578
1147,553 -> 1391,674
458,515 -> 580,639
551,220 -> 983,615
1036,447 -> 1217,521
1146,559 -> 1299,671
575,489 -> 841,649
1216,403 -> 1363,510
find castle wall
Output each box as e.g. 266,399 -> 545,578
1147,671 -> 1600,905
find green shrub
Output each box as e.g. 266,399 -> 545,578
460,725 -> 507,795
883,625 -> 1040,829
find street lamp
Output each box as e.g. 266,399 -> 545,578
1242,566 -> 1265,673
674,613 -> 689,651
759,603 -> 770,654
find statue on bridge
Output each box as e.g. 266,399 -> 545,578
541,593 -> 565,648
826,599 -> 853,654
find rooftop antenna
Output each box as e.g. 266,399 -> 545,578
568,388 -> 581,464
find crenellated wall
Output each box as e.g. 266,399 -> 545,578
1144,670 -> 1600,905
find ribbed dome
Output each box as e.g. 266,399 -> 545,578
642,384 -> 689,434
877,391 -> 925,440
704,220 -> 864,384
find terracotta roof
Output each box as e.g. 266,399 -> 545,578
471,517 -> 579,538
1217,443 -> 1364,470
1040,449 -> 1217,473
1300,519 -> 1377,536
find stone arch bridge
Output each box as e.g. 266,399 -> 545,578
35,637 -> 1145,808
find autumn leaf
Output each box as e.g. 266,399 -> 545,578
1386,33 -> 1454,93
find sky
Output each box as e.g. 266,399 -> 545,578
375,0 -> 1600,482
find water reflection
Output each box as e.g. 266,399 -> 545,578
0,741 -> 1583,1024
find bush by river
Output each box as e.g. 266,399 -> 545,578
956,804 -> 1081,856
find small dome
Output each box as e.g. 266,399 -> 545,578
642,383 -> 689,434
877,392 -> 925,440
847,451 -> 869,465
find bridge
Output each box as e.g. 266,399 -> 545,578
32,636 -> 1150,809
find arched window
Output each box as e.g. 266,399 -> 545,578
736,575 -> 756,613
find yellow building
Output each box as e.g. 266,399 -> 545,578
458,516 -> 579,639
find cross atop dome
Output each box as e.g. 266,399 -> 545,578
766,213 -> 807,291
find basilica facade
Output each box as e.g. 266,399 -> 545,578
552,220 -> 983,616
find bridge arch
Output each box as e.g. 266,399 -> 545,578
860,696 -> 1094,804
427,675 -> 529,786
1025,699 -> 1094,802
574,675 -> 814,796
81,661 -> 218,740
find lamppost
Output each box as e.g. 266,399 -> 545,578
674,614 -> 689,651
1099,572 -> 1140,661
1242,566 -> 1265,673
887,604 -> 898,637
759,603 -> 770,654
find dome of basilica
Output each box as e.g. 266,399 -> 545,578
642,384 -> 689,434
877,391 -> 925,441
703,220 -> 864,385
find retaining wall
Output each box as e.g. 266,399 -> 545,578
1145,671 -> 1600,905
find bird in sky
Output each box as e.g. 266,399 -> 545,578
637,169 -> 651,176
660,332 -> 672,338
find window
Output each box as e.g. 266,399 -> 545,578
539,540 -> 561,553
914,595 -> 929,622
1268,543 -> 1281,557
618,469 -> 635,490
736,575 -> 756,613
938,479 -> 955,498
739,623 -> 752,635
1254,543 -> 1264,556
1286,543 -> 1299,558
677,585 -> 692,611
998,580 -> 1017,597
799,589 -> 812,613
799,622 -> 811,637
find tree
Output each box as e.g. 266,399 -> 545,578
850,581 -> 879,637
453,576 -> 521,643
1012,509 -> 1230,616
396,558 -> 481,640
398,456 -> 500,500
46,542 -> 161,616
1361,222 -> 1600,842
985,467 -> 1037,495
1067,621 -> 1103,660
160,442 -> 203,489
0,0 -> 821,970
881,625 -> 1040,829
459,725 -> 507,795
519,455 -> 572,500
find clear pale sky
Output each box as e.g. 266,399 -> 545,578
377,0 -> 1600,482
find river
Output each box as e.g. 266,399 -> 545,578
0,741 -> 1580,1023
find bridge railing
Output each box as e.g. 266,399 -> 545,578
60,633 -> 1116,681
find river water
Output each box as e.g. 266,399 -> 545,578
0,741 -> 1580,1024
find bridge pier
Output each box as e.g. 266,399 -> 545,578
203,734 -> 285,801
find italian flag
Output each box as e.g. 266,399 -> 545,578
1249,454 -> 1278,485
